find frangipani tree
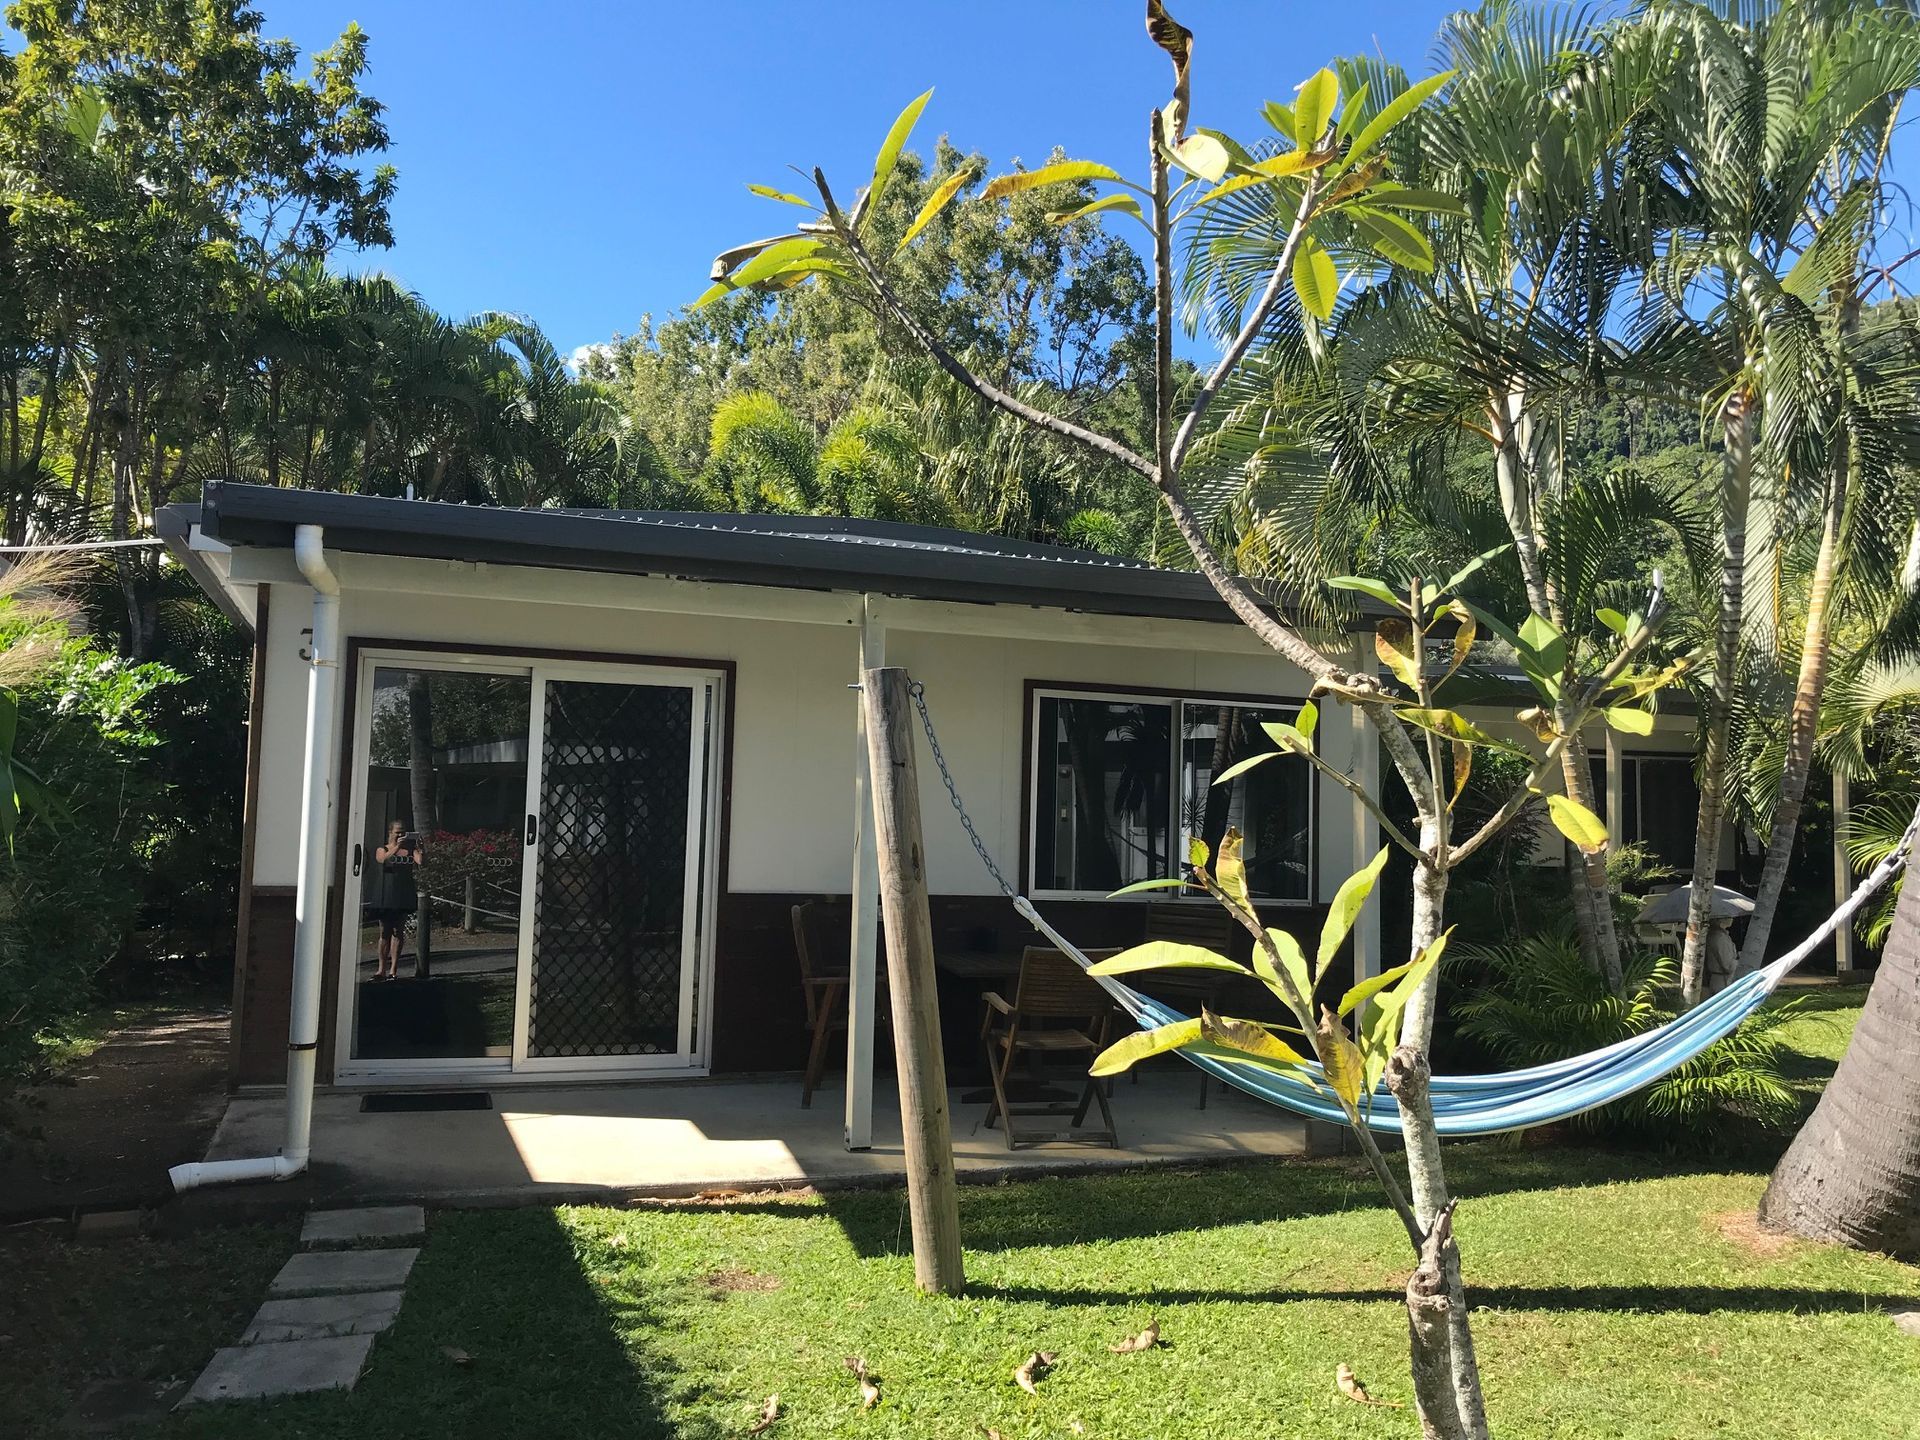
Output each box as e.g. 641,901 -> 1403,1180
696,8 -> 1680,1434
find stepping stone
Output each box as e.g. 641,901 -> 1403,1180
301,1205 -> 425,1247
1893,1306 -> 1920,1339
268,1247 -> 418,1297
182,1334 -> 375,1403
241,1290 -> 405,1343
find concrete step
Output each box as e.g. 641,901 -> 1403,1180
183,1335 -> 375,1404
301,1205 -> 425,1247
241,1289 -> 405,1343
268,1247 -> 418,1297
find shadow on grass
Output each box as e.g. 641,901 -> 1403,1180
170,1208 -> 716,1440
633,1144 -> 1742,1260
981,1279 -> 1920,1315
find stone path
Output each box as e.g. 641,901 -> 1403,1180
182,1205 -> 424,1405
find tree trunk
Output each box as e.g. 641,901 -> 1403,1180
1681,389 -> 1753,1006
1396,835 -> 1490,1440
1740,449 -> 1845,973
1759,833 -> 1920,1260
1495,390 -> 1622,989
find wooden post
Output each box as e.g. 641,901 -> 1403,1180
845,598 -> 885,1150
1349,633 -> 1382,979
861,665 -> 965,1296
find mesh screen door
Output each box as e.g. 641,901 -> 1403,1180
524,676 -> 703,1062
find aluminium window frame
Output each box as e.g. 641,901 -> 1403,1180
1024,681 -> 1318,906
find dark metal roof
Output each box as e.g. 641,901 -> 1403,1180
176,481 -> 1373,630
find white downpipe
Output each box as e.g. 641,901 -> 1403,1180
170,525 -> 339,1194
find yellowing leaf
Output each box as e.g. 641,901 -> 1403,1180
1168,131 -> 1231,181
1296,701 -> 1319,740
897,163 -> 978,252
1397,707 -> 1513,751
748,183 -> 811,207
1188,835 -> 1210,869
983,160 -> 1126,202
1214,827 -> 1250,911
1200,1008 -> 1310,1067
1375,618 -> 1421,690
1339,69 -> 1453,173
1046,191 -> 1146,229
1316,1007 -> 1368,1109
1444,602 -> 1477,681
1546,793 -> 1609,853
1087,941 -> 1247,977
1450,740 -> 1472,808
1090,1017 -> 1202,1077
1317,848 -> 1391,983
694,237 -> 822,308
1292,234 -> 1339,320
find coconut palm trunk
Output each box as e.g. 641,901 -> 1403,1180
1739,451 -> 1844,973
1681,389 -> 1753,1006
1758,829 -> 1920,1260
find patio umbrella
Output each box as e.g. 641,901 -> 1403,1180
1636,883 -> 1755,926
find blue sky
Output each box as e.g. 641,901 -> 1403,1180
255,1 -> 1468,362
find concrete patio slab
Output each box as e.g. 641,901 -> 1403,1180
301,1205 -> 424,1246
241,1290 -> 406,1343
183,1335 -> 375,1403
192,1073 -> 1309,1209
268,1247 -> 418,1296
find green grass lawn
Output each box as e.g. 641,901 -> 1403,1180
8,983 -> 1914,1440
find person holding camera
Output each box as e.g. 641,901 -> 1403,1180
369,819 -> 423,980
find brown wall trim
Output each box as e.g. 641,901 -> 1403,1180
1018,676 -> 1318,905
228,584 -> 271,1088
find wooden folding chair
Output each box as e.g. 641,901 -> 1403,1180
1144,901 -> 1237,1108
792,902 -> 886,1108
980,946 -> 1122,1149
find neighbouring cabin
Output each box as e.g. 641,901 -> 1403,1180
160,481 -> 1721,1131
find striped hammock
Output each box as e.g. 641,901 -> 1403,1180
1006,822 -> 1911,1137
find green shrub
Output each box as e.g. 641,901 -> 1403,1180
1450,923 -> 1801,1141
0,636 -> 175,1089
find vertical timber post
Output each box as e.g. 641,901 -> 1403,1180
845,597 -> 885,1150
1605,728 -> 1625,849
861,665 -> 965,1296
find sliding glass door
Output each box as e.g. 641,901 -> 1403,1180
336,651 -> 720,1083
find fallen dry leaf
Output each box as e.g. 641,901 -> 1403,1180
1335,1361 -> 1403,1408
439,1345 -> 472,1367
747,1392 -> 781,1434
1108,1317 -> 1161,1354
844,1355 -> 881,1411
1012,1350 -> 1057,1395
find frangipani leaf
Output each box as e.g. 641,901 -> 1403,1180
1213,750 -> 1278,786
898,164 -> 978,252
1046,191 -> 1147,230
1091,1018 -> 1202,1076
1293,68 -> 1340,148
1375,619 -> 1421,691
748,184 -> 811,207
1318,848 -> 1391,983
1200,1008 -> 1310,1067
983,160 -> 1126,202
1603,706 -> 1655,736
1338,70 -> 1453,173
1328,575 -> 1402,609
1291,234 -> 1339,320
1088,941 -> 1247,977
1108,876 -> 1192,896
1546,793 -> 1609,853
868,89 -> 934,229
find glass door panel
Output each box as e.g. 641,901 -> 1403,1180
350,665 -> 531,1062
524,677 -> 700,1062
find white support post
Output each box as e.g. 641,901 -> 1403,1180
1604,727 -> 1625,848
1833,770 -> 1856,976
1350,632 -> 1382,979
845,597 -> 886,1150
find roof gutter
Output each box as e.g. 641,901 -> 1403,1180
171,524 -> 339,1192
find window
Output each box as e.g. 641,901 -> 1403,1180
1031,689 -> 1313,901
1588,752 -> 1702,873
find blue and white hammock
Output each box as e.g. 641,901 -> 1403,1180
1003,830 -> 1913,1138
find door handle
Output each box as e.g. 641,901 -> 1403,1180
526,814 -> 538,847
352,843 -> 362,877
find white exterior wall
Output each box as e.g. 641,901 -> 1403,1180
244,556 -> 1347,902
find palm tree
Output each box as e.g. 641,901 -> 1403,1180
1759,814 -> 1920,1259
1629,0 -> 1920,1004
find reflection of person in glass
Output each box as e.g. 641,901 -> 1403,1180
370,819 -> 423,980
